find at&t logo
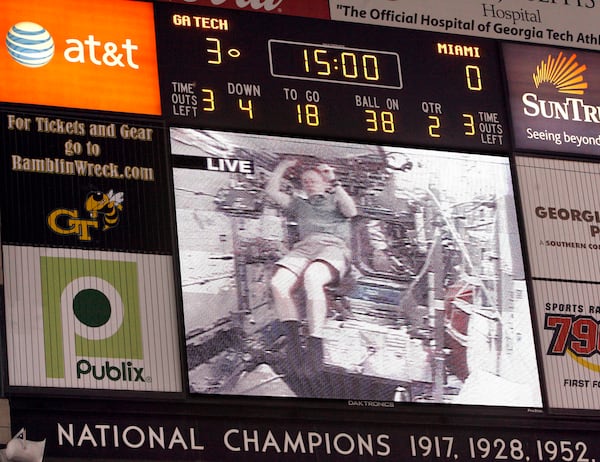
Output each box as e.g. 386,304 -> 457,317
6,21 -> 141,69
6,22 -> 55,67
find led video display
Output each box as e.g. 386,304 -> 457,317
172,128 -> 542,406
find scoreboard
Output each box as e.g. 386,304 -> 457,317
3,0 -> 600,460
157,6 -> 508,151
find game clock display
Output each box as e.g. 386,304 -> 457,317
155,4 -> 507,152
268,40 -> 403,89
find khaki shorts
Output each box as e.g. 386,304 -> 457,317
276,233 -> 351,278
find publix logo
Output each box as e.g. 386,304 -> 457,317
6,22 -> 54,67
40,257 -> 149,384
5,21 -> 140,69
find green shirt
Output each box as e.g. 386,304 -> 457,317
288,194 -> 352,243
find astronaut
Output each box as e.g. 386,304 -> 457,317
266,158 -> 358,375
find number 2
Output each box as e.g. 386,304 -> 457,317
428,115 -> 441,138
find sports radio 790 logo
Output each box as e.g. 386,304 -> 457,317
40,256 -> 147,383
544,312 -> 600,374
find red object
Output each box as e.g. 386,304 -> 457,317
156,0 -> 331,19
444,281 -> 475,381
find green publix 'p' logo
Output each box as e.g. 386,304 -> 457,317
41,256 -> 146,383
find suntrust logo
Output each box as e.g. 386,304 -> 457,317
505,44 -> 600,153
532,52 -> 588,95
0,0 -> 160,114
521,52 -> 600,123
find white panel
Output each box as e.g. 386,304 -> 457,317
329,0 -> 600,51
2,245 -> 182,392
532,280 -> 600,410
516,156 -> 600,281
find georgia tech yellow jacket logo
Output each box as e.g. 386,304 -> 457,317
85,189 -> 124,231
48,189 -> 124,240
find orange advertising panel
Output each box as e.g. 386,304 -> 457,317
0,0 -> 160,115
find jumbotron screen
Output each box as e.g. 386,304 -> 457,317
5,3 -> 600,457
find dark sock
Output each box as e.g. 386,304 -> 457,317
306,336 -> 324,374
282,320 -> 303,366
307,336 -> 333,398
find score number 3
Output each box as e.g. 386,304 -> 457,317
426,114 -> 477,138
199,89 -> 254,120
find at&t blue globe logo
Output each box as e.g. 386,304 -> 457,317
6,22 -> 55,68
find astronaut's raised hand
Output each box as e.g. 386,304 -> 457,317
279,158 -> 299,171
316,163 -> 336,182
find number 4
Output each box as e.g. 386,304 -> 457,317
239,99 -> 254,119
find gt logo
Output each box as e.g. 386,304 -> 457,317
48,209 -> 99,241
47,190 -> 124,241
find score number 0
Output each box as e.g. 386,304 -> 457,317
362,65 -> 482,135
426,65 -> 482,138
